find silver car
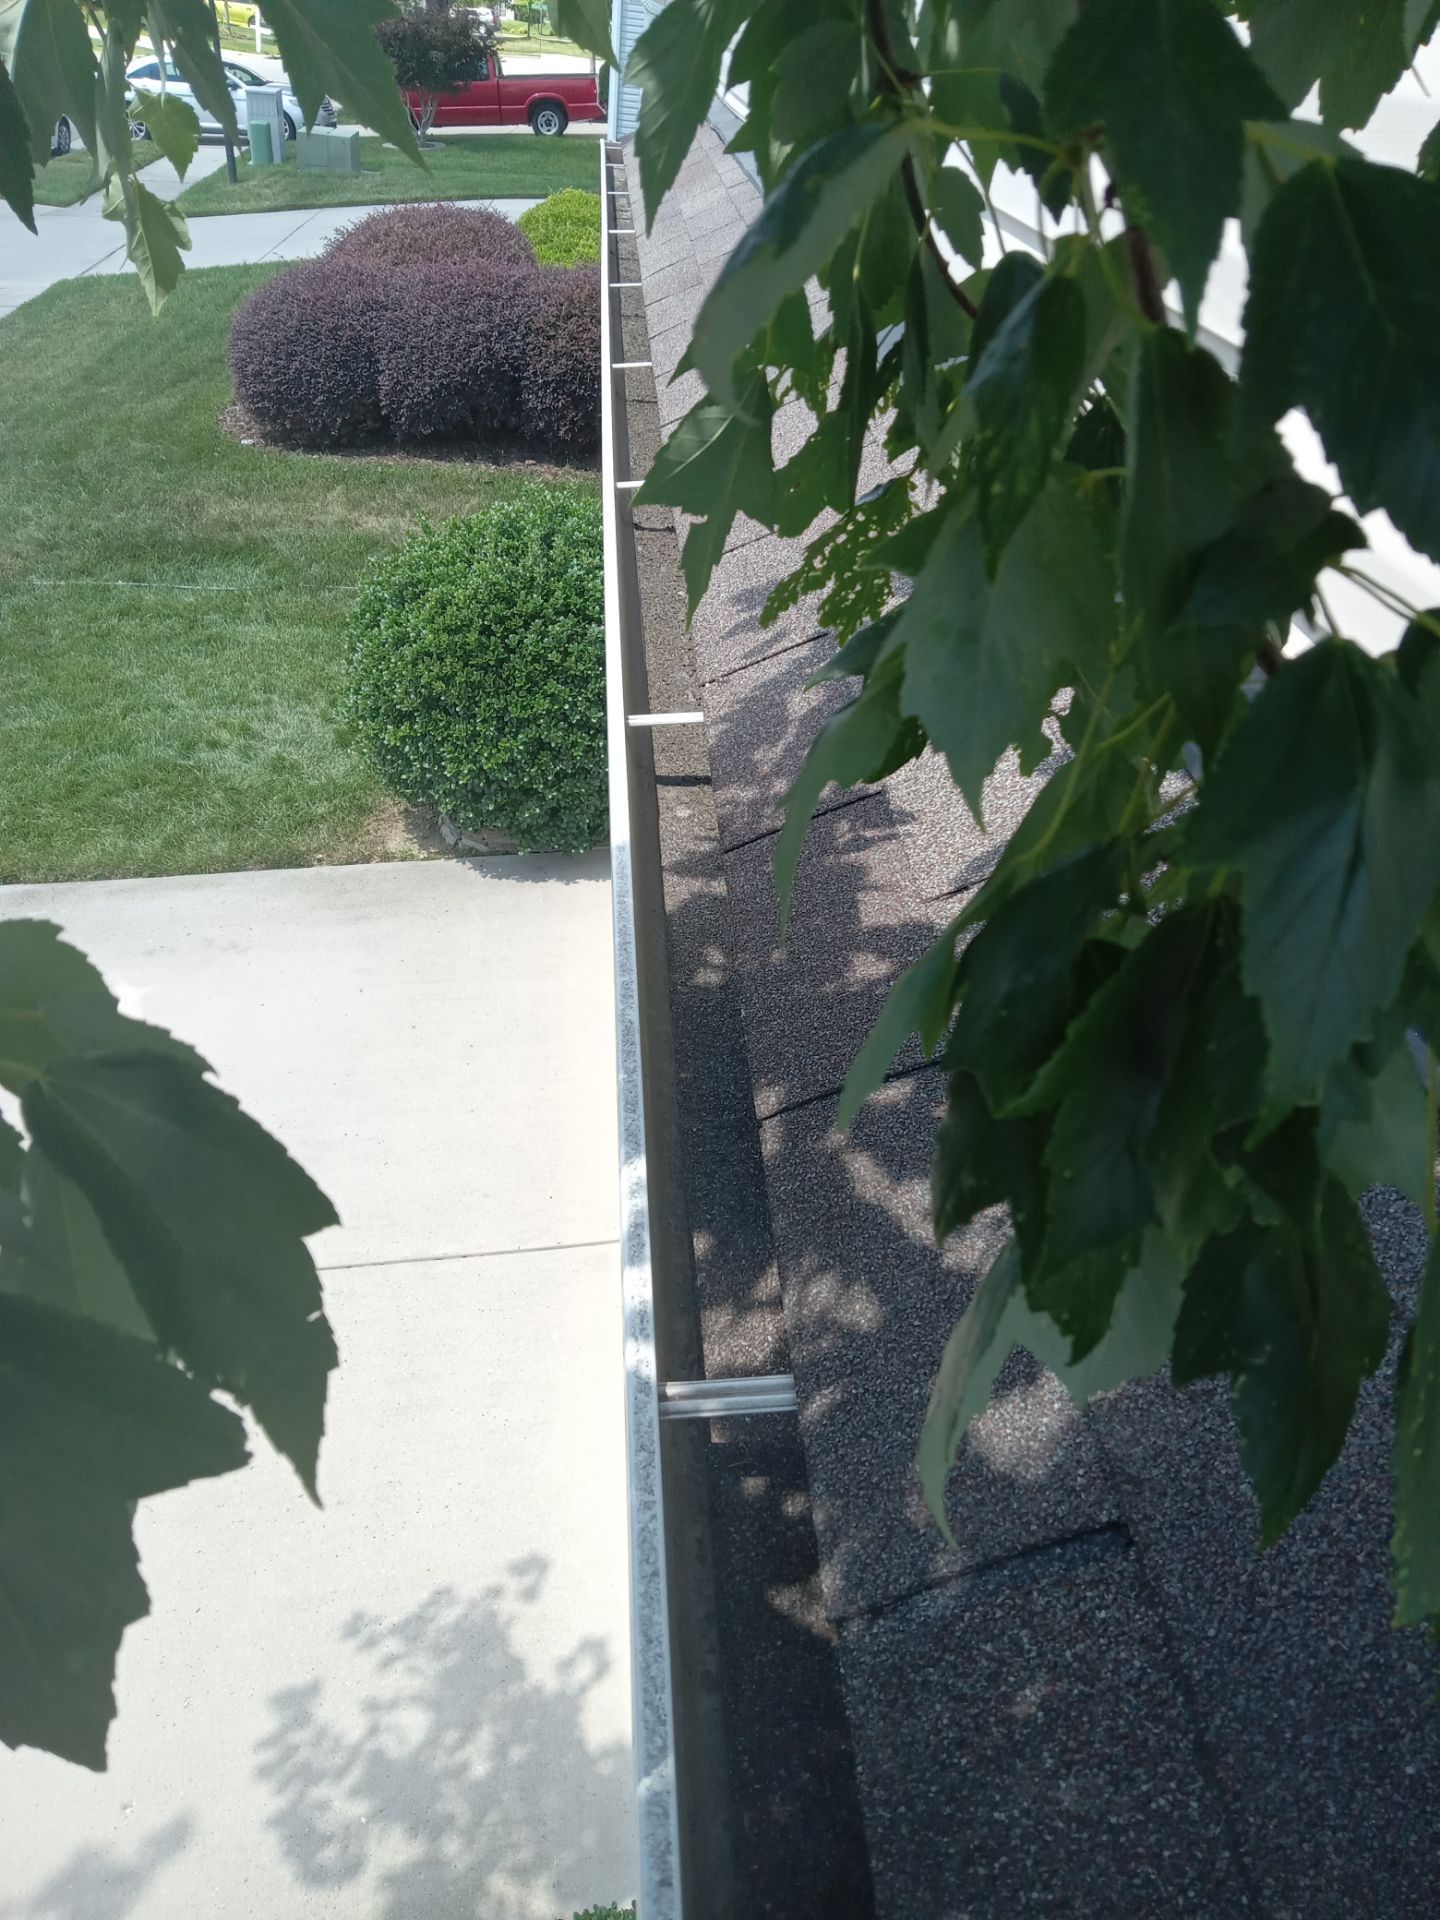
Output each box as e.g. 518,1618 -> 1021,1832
126,56 -> 336,144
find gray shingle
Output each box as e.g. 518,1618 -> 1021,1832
761,1071 -> 1116,1617
723,796 -> 945,1119
704,633 -> 871,851
840,1536 -> 1254,1919
690,533 -> 824,680
1087,1188 -> 1440,1919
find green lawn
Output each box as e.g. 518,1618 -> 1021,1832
0,266 -> 573,883
33,145 -> 159,207
498,34 -> 590,58
173,133 -> 599,216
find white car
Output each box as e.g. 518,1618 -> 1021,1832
125,56 -> 336,144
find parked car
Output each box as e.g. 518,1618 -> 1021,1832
125,56 -> 335,142
406,52 -> 603,135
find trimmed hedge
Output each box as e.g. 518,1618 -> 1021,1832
228,258 -> 390,448
326,201 -> 535,272
228,206 -> 598,456
345,486 -> 605,851
517,188 -> 601,267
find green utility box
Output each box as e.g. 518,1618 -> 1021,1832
249,120 -> 275,168
296,126 -> 361,174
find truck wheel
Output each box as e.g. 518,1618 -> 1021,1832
530,102 -> 568,137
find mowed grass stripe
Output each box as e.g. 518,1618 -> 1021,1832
172,131 -> 599,216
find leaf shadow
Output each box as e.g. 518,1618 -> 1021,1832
0,1814 -> 195,1920
253,1565 -> 633,1920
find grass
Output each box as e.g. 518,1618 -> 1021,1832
33,145 -> 159,208
498,33 -> 590,57
173,132 -> 599,216
0,265 -> 586,883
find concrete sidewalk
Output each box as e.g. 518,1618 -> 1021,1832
0,856 -> 637,1920
0,143 -> 539,314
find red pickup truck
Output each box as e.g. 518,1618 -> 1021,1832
408,53 -> 605,137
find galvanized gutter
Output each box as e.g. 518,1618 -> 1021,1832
601,140 -> 683,1920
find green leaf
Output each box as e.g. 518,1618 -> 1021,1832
1147,935 -> 1265,1260
260,0 -> 420,158
917,1240 -> 1027,1541
23,1052 -> 339,1495
1123,324 -> 1241,649
1186,641 -> 1440,1106
0,52 -> 35,229
551,0 -> 618,68
1046,0 -> 1282,327
628,0 -> 749,224
0,0 -> 98,162
928,159 -> 985,267
899,246 -> 964,462
1030,910 -> 1216,1337
917,1227 -> 1180,1537
837,918 -> 962,1129
127,88 -> 200,178
103,174 -> 191,311
998,72 -> 1073,217
1398,612 -> 1440,734
1,1150 -> 153,1342
946,843 -> 1126,1111
897,476 -> 1116,813
147,0 -> 241,139
932,1068 -> 1048,1262
809,613 -> 901,686
1240,118 -> 1360,252
767,17 -> 865,152
773,649 -> 925,929
1319,1036 -> 1432,1212
635,380 -> 775,611
1240,0 -> 1415,131
1174,1187 -> 1390,1542
0,1293 -> 249,1767
949,0 -> 1079,99
1394,1235 -> 1440,1624
1241,157 -> 1440,565
692,120 -> 915,407
1121,331 -> 1337,754
966,263 -> 1086,562
1180,478 -> 1362,631
1422,118 -> 1440,186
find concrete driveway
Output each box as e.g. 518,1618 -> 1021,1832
0,855 -> 637,1920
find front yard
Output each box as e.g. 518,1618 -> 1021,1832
0,264 -> 563,883
173,132 -> 598,215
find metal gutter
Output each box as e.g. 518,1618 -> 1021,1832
601,141 -> 684,1920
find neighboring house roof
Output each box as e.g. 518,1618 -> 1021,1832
619,119 -> 1440,1919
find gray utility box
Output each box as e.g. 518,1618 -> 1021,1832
297,125 -> 361,174
244,84 -> 286,165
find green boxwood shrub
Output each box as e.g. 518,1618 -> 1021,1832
345,486 -> 606,851
518,189 -> 601,267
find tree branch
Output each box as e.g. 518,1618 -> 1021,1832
1124,221 -> 1167,325
867,0 -> 979,319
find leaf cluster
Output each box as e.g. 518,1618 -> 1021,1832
0,921 -> 339,1768
617,0 -> 1440,1629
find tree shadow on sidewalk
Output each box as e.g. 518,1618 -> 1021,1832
255,1561 -> 634,1920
